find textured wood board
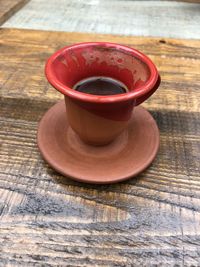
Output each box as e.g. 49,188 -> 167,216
0,0 -> 29,25
2,0 -> 200,39
0,28 -> 200,266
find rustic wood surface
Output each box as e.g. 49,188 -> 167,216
2,0 -> 200,39
0,28 -> 200,266
0,0 -> 29,25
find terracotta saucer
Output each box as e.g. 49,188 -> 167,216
37,100 -> 159,184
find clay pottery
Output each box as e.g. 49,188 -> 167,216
45,42 -> 160,146
38,42 -> 161,184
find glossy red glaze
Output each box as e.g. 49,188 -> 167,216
45,42 -> 160,145
45,42 -> 160,105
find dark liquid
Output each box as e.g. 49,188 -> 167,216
74,77 -> 127,96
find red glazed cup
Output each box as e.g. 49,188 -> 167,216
45,42 -> 160,146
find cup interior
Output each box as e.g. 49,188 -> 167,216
50,43 -> 151,92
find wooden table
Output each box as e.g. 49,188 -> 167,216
0,28 -> 200,266
2,0 -> 200,40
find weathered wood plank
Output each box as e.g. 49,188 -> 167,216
0,29 -> 200,266
0,0 -> 29,25
2,0 -> 200,39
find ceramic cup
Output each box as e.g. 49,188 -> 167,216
45,42 -> 160,146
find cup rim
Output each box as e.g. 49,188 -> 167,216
45,42 -> 159,103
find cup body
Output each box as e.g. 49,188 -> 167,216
65,95 -> 134,145
45,42 -> 160,145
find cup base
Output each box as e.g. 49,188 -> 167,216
37,100 -> 159,184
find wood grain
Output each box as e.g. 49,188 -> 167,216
0,0 -> 29,25
2,0 -> 200,39
0,28 -> 200,266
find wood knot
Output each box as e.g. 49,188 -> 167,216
159,39 -> 166,44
